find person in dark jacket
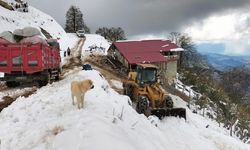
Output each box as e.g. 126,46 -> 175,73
67,47 -> 71,56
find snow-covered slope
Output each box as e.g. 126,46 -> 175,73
0,69 -> 249,150
0,2 -> 72,51
82,34 -> 110,55
0,1 -> 249,150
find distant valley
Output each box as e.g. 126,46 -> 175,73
201,53 -> 250,71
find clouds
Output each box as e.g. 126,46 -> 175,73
26,0 -> 250,37
185,9 -> 250,55
25,0 -> 250,55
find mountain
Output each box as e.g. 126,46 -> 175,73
202,53 -> 250,71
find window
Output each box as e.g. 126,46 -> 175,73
141,69 -> 157,83
28,60 -> 38,66
0,60 -> 7,66
12,56 -> 22,66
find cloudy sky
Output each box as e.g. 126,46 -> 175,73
27,0 -> 250,56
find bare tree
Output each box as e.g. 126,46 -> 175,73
96,27 -> 126,42
168,32 -> 207,68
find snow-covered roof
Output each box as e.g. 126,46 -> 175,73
170,47 -> 184,52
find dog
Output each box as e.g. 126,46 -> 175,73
71,79 -> 94,109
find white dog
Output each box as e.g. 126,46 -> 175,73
71,79 -> 94,109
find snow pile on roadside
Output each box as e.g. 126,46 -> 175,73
0,70 -> 166,150
82,34 -> 110,55
0,87 -> 34,102
0,69 -> 249,150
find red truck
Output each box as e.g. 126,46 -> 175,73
0,39 -> 61,87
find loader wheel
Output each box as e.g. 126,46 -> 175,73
136,96 -> 149,116
123,84 -> 133,99
165,96 -> 173,108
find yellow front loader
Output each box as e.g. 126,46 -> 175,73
123,64 -> 186,119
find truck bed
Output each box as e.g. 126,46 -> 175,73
0,43 -> 60,74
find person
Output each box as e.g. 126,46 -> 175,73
67,47 -> 71,56
64,51 -> 66,57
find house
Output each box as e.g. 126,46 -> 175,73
108,40 -> 184,84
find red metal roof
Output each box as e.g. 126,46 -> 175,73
113,40 -> 179,64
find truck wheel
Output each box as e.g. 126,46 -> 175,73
55,75 -> 60,81
165,96 -> 173,108
55,73 -> 60,81
39,72 -> 51,87
38,80 -> 46,87
136,96 -> 149,116
44,72 -> 52,84
55,69 -> 61,81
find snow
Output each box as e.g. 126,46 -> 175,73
175,78 -> 201,99
0,69 -> 249,150
110,79 -> 123,89
0,87 -> 34,102
0,2 -> 249,150
0,3 -> 79,68
0,3 -> 77,59
0,73 -> 4,78
82,34 -> 110,55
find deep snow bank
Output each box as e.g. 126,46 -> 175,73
0,69 -> 249,150
82,34 -> 110,55
0,70 -> 168,150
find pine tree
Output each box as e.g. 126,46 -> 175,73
65,5 -> 90,33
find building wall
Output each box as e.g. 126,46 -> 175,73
154,61 -> 177,85
108,46 -> 129,68
165,60 -> 177,84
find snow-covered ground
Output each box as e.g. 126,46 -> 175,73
82,34 -> 110,55
0,2 -> 249,150
0,36 -> 249,149
0,69 -> 249,150
0,87 -> 34,102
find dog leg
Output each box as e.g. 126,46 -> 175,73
81,94 -> 85,108
76,96 -> 81,109
72,94 -> 75,105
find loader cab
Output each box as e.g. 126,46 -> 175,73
136,64 -> 158,85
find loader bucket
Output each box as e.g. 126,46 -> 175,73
151,108 -> 186,120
